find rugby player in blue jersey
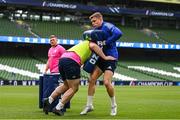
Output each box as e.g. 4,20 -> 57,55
80,12 -> 123,116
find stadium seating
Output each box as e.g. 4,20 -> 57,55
0,18 -> 32,37
118,26 -> 158,43
0,55 -> 42,80
25,20 -> 84,39
1,40 -> 180,81
1,53 -> 179,81
118,59 -> 180,81
118,25 -> 180,44
0,18 -> 179,44
0,18 -> 180,81
152,28 -> 180,44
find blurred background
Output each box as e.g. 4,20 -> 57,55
0,0 -> 180,83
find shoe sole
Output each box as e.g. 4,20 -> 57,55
80,109 -> 94,115
52,109 -> 64,116
110,106 -> 117,116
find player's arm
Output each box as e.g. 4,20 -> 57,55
89,42 -> 116,61
106,26 -> 122,45
44,60 -> 49,74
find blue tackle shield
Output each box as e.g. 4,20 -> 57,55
39,73 -> 70,112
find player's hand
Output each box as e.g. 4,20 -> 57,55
105,56 -> 116,61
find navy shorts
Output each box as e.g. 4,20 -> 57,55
58,58 -> 80,81
96,57 -> 117,73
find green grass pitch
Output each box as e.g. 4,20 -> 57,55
0,86 -> 180,119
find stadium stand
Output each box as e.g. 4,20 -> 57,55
119,60 -> 180,81
0,18 -> 179,44
0,0 -> 180,82
152,28 -> 180,44
0,56 -> 43,80
0,18 -> 32,37
1,52 -> 180,81
26,20 -> 84,39
119,26 -> 159,43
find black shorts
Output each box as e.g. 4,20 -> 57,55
96,57 -> 117,73
58,58 -> 80,81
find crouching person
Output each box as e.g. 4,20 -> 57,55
43,30 -> 116,116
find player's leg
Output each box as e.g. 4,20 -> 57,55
49,81 -> 69,103
52,79 -> 80,116
52,58 -> 80,116
103,60 -> 117,116
80,66 -> 102,115
88,66 -> 102,96
103,70 -> 115,97
43,81 -> 68,114
43,59 -> 68,114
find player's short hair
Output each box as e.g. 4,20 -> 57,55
89,12 -> 103,20
50,35 -> 57,39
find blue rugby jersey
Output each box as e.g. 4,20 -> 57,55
95,22 -> 122,59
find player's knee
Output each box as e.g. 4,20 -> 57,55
88,78 -> 96,85
72,86 -> 79,93
75,86 -> 79,93
55,86 -> 62,94
103,80 -> 111,87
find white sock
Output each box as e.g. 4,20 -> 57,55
110,96 -> 117,107
59,98 -> 61,103
56,102 -> 64,110
48,96 -> 54,104
86,96 -> 93,106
